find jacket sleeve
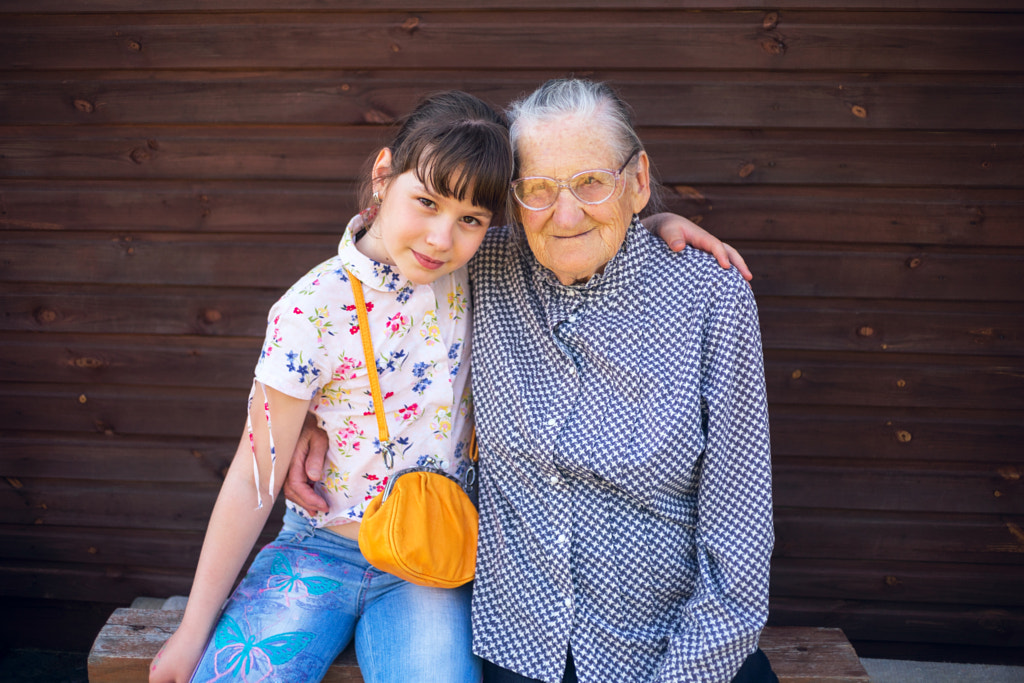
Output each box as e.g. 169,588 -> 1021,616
657,277 -> 774,683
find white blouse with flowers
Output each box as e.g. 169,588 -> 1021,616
253,213 -> 475,529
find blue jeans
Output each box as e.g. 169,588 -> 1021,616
190,509 -> 480,682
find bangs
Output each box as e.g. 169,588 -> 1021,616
408,124 -> 512,221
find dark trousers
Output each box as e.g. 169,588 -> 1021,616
483,647 -> 778,683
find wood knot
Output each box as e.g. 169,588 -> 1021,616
857,326 -> 874,337
5,477 -> 23,490
78,394 -> 88,404
202,308 -> 222,323
73,98 -> 94,113
762,12 -> 779,30
147,139 -> 160,150
363,108 -> 395,124
760,37 -> 786,56
851,105 -> 868,119
34,307 -> 58,324
401,17 -> 420,33
673,185 -> 706,202
997,466 -> 1020,481
126,39 -> 142,52
896,379 -> 907,388
130,147 -> 150,164
791,369 -> 802,380
738,162 -> 756,179
884,575 -> 902,587
71,356 -> 107,369
906,257 -> 922,269
896,430 -> 912,443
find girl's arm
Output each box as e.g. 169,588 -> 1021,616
149,385 -> 311,683
645,212 -> 753,281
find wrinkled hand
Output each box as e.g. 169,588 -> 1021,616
646,212 -> 753,281
282,413 -> 330,515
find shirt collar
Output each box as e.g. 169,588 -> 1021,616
337,213 -> 413,294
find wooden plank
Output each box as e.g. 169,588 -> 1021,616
5,1 -> 1023,12
0,479 -> 221,530
0,432 -> 236,482
85,609 -> 869,683
768,407 -> 1024,463
3,70 -> 1021,130
771,558 -> 1024,607
4,182 -> 1022,247
2,11 -> 1021,72
0,126 -> 375,182
742,249 -> 1024,302
0,562 -> 196,604
773,459 -> 1022,515
0,382 -> 246,439
0,231 -> 335,289
4,126 -> 1022,187
770,596 -> 1024,647
763,353 -> 1024,410
0,523 -> 277,570
0,283 -> 278,337
758,298 -> 1024,357
663,186 -> 1024,247
0,180 -> 356,234
5,232 -> 1024,301
773,509 -> 1024,565
760,627 -> 870,683
0,332 -> 261,390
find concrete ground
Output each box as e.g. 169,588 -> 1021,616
861,658 -> 1024,682
3,647 -> 1023,682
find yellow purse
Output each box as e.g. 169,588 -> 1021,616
348,272 -> 478,589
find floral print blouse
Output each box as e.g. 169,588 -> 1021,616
253,213 -> 475,528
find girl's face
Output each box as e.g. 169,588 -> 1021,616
358,149 -> 493,286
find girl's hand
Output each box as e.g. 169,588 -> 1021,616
645,212 -> 753,281
149,628 -> 207,683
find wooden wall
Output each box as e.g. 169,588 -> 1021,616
2,0 -> 1023,660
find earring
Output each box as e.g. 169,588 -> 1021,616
372,191 -> 382,206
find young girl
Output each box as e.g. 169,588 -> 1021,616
149,91 -> 514,683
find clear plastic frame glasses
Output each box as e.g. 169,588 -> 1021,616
511,148 -> 640,211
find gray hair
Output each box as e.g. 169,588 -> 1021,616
507,79 -> 643,175
507,78 -> 662,215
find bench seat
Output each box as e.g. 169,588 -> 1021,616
88,607 -> 870,682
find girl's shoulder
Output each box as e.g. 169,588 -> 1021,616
276,254 -> 357,308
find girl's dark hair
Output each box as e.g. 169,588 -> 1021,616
363,91 -> 513,223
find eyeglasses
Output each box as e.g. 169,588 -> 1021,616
511,148 -> 640,211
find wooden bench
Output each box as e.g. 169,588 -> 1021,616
89,606 -> 870,682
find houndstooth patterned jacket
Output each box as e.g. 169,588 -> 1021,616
469,219 -> 774,683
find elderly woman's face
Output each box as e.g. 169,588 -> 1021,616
516,115 -> 650,286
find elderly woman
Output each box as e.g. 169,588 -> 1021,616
469,79 -> 774,683
284,80 -> 771,682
